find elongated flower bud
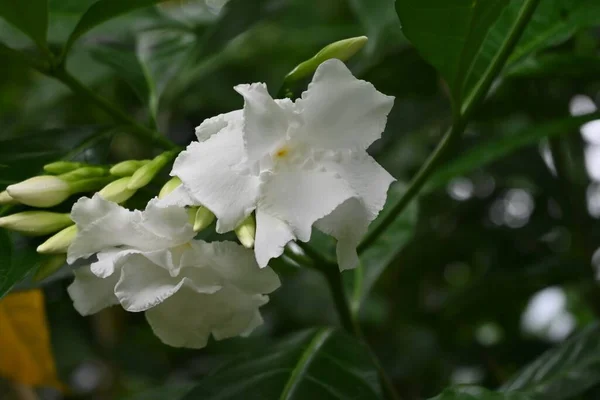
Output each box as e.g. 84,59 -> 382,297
193,206 -> 215,232
34,254 -> 67,281
109,160 -> 150,177
0,212 -> 72,236
128,152 -> 174,190
0,190 -> 16,205
7,176 -> 72,208
37,225 -> 78,254
98,177 -> 137,204
158,177 -> 182,199
59,166 -> 107,182
284,36 -> 368,84
235,214 -> 256,248
43,161 -> 86,175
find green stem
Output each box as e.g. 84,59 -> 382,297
50,67 -> 176,150
358,0 -> 541,254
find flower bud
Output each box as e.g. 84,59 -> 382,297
37,225 -> 78,254
7,176 -> 72,208
284,36 -> 368,84
34,254 -> 67,282
59,166 -> 107,182
193,206 -> 215,232
98,177 -> 137,204
109,160 -> 150,177
158,177 -> 182,199
0,190 -> 17,205
0,212 -> 72,236
127,151 -> 175,190
43,161 -> 86,175
235,214 -> 256,248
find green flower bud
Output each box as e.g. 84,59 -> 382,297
284,36 -> 368,84
98,177 -> 137,204
235,214 -> 256,248
59,166 -> 108,182
158,177 -> 182,199
0,190 -> 17,205
0,212 -> 72,236
109,160 -> 150,177
127,151 -> 175,190
34,254 -> 67,282
193,206 -> 215,232
43,161 -> 86,175
37,225 -> 78,254
7,176 -> 72,208
69,176 -> 114,194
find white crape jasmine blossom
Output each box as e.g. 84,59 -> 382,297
168,59 -> 395,270
66,194 -> 280,348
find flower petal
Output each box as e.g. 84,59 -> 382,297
195,110 -> 243,142
258,168 -> 356,243
295,59 -> 394,151
90,247 -> 141,278
67,265 -> 120,315
68,194 -> 144,263
234,83 -> 293,163
254,209 -> 295,268
140,198 -> 195,246
196,240 -> 281,292
114,253 -> 222,312
155,184 -> 195,208
172,125 -> 260,233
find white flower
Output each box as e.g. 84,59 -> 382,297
66,194 -> 280,348
167,59 -> 395,270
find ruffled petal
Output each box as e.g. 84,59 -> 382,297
258,168 -> 356,243
172,125 -> 260,233
67,265 -> 120,315
254,209 -> 295,268
90,247 -> 141,278
295,59 -> 394,151
68,194 -> 143,263
114,253 -> 222,312
234,83 -> 292,163
195,240 -> 281,292
195,110 -> 243,142
140,198 -> 195,246
154,184 -> 195,208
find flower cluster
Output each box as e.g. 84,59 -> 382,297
1,58 -> 395,349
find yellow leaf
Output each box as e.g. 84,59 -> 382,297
0,289 -> 62,390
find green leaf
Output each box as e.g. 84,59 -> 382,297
430,387 -> 531,400
64,0 -> 166,55
501,323 -> 600,399
125,382 -> 195,400
0,233 -> 43,299
347,0 -> 403,59
353,182 -> 418,308
426,112 -> 600,191
0,0 -> 48,47
395,0 -> 509,110
182,328 -> 383,400
507,53 -> 600,79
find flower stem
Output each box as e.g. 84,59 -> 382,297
358,0 -> 541,254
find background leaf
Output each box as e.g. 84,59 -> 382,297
0,0 -> 48,47
182,328 -> 382,400
430,387 -> 531,400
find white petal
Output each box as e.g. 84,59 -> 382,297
145,287 -> 268,349
114,253 -> 222,312
68,194 -> 144,263
295,59 -> 394,151
258,168 -> 356,243
234,83 -> 292,162
195,110 -> 243,142
154,184 -> 195,208
67,265 -> 120,315
141,198 -> 195,246
172,125 -> 260,233
90,247 -> 141,278
254,209 -> 295,268
196,240 -> 281,292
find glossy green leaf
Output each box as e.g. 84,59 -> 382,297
0,0 -> 48,47
182,328 -> 382,400
430,387 -> 531,400
64,0 -> 166,55
501,323 -> 600,399
348,0 -> 403,59
353,182 -> 418,308
395,0 -> 508,109
507,53 -> 600,79
426,112 -> 600,191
